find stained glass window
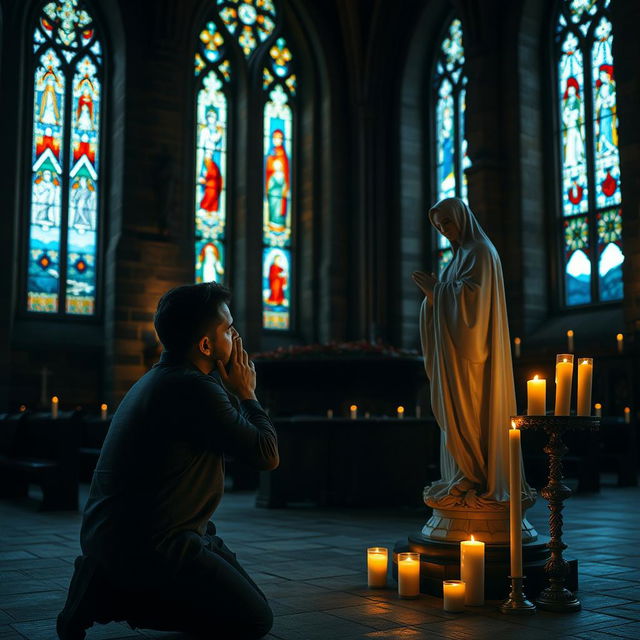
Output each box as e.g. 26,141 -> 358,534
28,0 -> 102,315
556,0 -> 623,306
216,0 -> 276,58
194,21 -> 231,284
262,37 -> 295,330
433,18 -> 470,277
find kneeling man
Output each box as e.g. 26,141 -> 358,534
58,283 -> 278,639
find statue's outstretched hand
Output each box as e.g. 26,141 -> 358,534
411,271 -> 438,300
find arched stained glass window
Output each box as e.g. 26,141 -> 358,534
262,37 -> 295,330
216,0 -> 276,58
556,0 -> 623,306
194,20 -> 231,284
28,0 -> 102,315
433,18 -> 470,277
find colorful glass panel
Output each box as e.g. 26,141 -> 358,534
556,0 -> 623,305
217,0 -> 276,58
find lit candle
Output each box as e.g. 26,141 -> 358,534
100,403 -> 108,420
350,405 -> 358,420
576,358 -> 593,416
514,337 -> 521,358
397,406 -> 405,419
51,396 -> 59,419
460,536 -> 485,606
554,354 -> 574,416
397,552 -> 420,599
617,333 -> 624,354
527,375 -> 546,415
624,407 -> 631,424
443,580 -> 466,612
594,403 -> 602,417
326,409 -> 334,419
19,404 -> 27,413
415,405 -> 422,419
567,329 -> 574,352
509,422 -> 523,579
367,547 -> 388,588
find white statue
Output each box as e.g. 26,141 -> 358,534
412,198 -> 535,514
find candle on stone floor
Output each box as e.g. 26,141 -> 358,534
624,407 -> 631,424
397,552 -> 420,599
594,403 -> 602,417
397,406 -> 404,419
350,405 -> 358,420
617,333 -> 624,354
443,580 -> 466,612
326,409 -> 333,419
527,375 -> 546,415
367,547 -> 388,588
514,337 -> 521,358
460,536 -> 484,605
415,405 -> 422,419
577,358 -> 593,416
51,396 -> 59,419
554,354 -> 574,416
509,422 -> 523,580
100,403 -> 108,420
567,329 -> 574,353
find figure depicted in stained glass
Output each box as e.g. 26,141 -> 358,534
38,66 -> 63,125
196,242 -> 224,283
562,76 -> 585,167
76,80 -> 95,131
70,175 -> 96,229
267,253 -> 287,306
199,151 -> 223,218
594,64 -> 617,156
32,168 -> 61,226
265,129 -> 290,230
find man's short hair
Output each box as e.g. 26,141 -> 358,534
154,282 -> 231,354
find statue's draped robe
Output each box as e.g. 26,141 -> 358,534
420,198 -> 534,507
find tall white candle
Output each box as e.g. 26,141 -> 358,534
443,580 -> 466,612
460,537 -> 484,605
509,422 -> 523,578
617,333 -> 624,354
567,330 -> 574,352
100,403 -> 108,421
397,406 -> 404,419
514,337 -> 521,358
594,403 -> 602,417
624,407 -> 631,424
576,358 -> 593,416
527,375 -> 546,415
397,552 -> 420,599
554,354 -> 574,416
51,396 -> 59,419
367,547 -> 388,588
350,405 -> 358,420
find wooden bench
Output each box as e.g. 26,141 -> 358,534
0,411 -> 81,510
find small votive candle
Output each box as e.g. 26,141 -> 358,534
443,580 -> 466,612
527,375 -> 546,415
397,406 -> 405,419
100,403 -> 108,420
397,552 -> 420,599
624,407 -> 631,424
554,354 -> 574,416
595,403 -> 602,417
326,409 -> 334,419
567,329 -> 575,352
367,547 -> 388,588
51,396 -> 59,419
617,333 -> 624,354
514,337 -> 521,358
350,404 -> 358,420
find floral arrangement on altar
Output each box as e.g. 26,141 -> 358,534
252,340 -> 419,361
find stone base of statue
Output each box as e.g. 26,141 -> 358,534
392,534 -> 578,599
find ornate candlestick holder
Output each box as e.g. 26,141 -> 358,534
512,415 -> 600,613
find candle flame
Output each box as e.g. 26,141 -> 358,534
19,404 -> 26,412
562,358 -> 567,363
582,360 -> 589,365
470,535 -> 475,542
101,403 -> 107,411
397,406 -> 404,412
52,396 -> 58,403
514,337 -> 521,344
511,420 -> 516,429
567,330 -> 574,337
617,333 -> 623,341
533,374 -> 539,380
624,407 -> 630,413
595,403 -> 602,409
350,405 -> 357,411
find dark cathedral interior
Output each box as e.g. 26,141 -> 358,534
1,0 -> 639,638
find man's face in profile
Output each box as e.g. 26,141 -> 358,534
210,303 -> 236,367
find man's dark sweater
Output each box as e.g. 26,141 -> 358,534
80,351 -> 278,584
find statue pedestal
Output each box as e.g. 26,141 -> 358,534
393,534 -> 578,599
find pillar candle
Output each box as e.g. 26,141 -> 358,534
567,330 -> 574,352
350,405 -> 358,420
554,354 -> 574,416
617,333 -> 624,354
397,552 -> 420,599
576,358 -> 593,416
443,580 -> 466,612
460,537 -> 485,605
594,403 -> 602,417
326,409 -> 334,419
514,337 -> 521,358
624,407 -> 631,424
100,403 -> 108,421
415,405 -> 422,419
397,406 -> 404,419
527,375 -> 546,415
509,423 -> 523,579
51,396 -> 59,419
367,547 -> 388,588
